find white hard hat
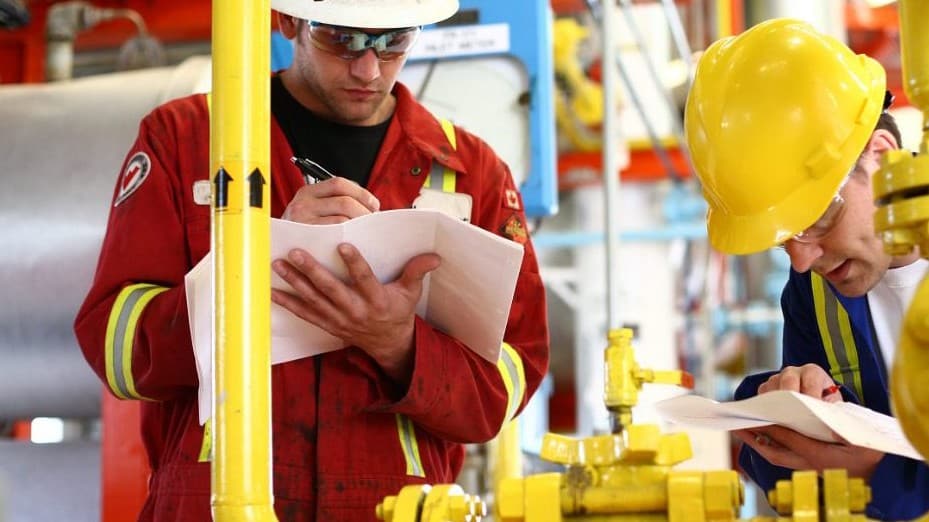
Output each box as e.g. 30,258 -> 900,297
272,0 -> 459,29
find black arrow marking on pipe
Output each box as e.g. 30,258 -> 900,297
214,167 -> 232,209
248,168 -> 266,208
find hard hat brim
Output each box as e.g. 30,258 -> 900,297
272,0 -> 459,29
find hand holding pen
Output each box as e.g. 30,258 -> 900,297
283,156 -> 380,224
291,156 -> 336,184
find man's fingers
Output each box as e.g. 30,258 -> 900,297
311,178 -> 380,211
778,370 -> 801,393
272,251 -> 341,317
338,243 -> 382,301
399,253 -> 441,287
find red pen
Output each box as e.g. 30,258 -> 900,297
822,384 -> 840,398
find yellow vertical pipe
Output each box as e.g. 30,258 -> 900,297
898,0 -> 929,153
715,0 -> 733,38
492,420 -> 522,521
211,0 -> 277,519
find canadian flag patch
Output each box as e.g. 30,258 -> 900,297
504,189 -> 521,210
114,152 -> 151,207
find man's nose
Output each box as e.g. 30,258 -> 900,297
350,49 -> 381,83
786,240 -> 824,273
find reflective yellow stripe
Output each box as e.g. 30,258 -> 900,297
104,284 -> 168,400
811,274 -> 865,401
497,342 -> 527,425
422,118 -> 457,192
395,414 -> 425,477
198,418 -> 213,462
439,118 -> 457,150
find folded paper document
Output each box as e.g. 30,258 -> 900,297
655,390 -> 924,461
186,209 -> 525,424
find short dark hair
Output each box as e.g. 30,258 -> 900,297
876,110 -> 902,149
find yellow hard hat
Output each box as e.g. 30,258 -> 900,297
272,0 -> 458,28
684,18 -> 886,255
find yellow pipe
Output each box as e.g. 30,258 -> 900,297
889,0 -> 929,498
211,0 -> 277,519
715,0 -> 732,38
898,0 -> 929,154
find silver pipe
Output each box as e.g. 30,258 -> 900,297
585,0 -> 682,180
0,57 -> 212,419
602,0 -> 622,331
617,0 -> 695,175
659,0 -> 695,87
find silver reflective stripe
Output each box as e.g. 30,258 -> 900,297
395,414 -> 425,477
822,290 -> 856,386
110,286 -> 152,397
428,163 -> 444,190
500,347 -> 522,420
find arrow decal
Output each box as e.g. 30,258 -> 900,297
248,168 -> 266,209
214,167 -> 232,209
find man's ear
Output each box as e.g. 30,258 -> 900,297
277,12 -> 300,40
862,128 -> 897,163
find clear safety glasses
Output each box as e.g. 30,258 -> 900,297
307,22 -> 421,62
790,176 -> 850,244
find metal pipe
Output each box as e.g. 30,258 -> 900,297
45,2 -> 156,82
616,0 -> 694,177
898,0 -> 929,152
210,0 -> 276,519
658,0 -> 694,87
0,59 -> 212,419
714,0 -> 733,38
584,0 -> 683,181
601,0 -> 622,333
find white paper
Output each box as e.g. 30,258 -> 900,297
654,390 -> 924,461
185,209 -> 525,424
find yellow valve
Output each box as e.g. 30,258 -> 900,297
769,471 -> 818,522
822,469 -> 870,520
873,149 -> 929,256
540,433 -> 583,466
604,328 -> 694,430
764,470 -> 871,522
582,433 -> 623,466
377,484 -> 486,522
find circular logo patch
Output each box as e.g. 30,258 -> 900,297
114,152 -> 151,206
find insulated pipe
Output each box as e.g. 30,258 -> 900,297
210,0 -> 276,520
0,58 -> 211,419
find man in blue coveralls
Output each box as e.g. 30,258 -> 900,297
684,18 -> 929,520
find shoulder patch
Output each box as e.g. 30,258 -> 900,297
114,152 -> 151,206
504,189 -> 521,210
500,213 -> 528,245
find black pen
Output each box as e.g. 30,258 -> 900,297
290,156 -> 335,184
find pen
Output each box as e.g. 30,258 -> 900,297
290,156 -> 335,184
822,384 -> 840,398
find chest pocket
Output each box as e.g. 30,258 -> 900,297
811,273 -> 865,402
411,118 -> 473,223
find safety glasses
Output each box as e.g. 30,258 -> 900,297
790,175 -> 851,244
307,22 -> 421,62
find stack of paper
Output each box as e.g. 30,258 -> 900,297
186,209 -> 525,424
655,390 -> 924,461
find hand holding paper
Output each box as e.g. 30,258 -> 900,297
185,209 -> 525,424
655,390 -> 924,461
270,242 -> 441,383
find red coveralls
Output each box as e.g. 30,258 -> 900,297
74,82 -> 550,521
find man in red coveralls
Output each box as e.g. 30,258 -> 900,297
74,0 -> 550,519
